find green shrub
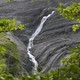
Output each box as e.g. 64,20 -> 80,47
0,18 -> 25,32
58,2 -> 80,32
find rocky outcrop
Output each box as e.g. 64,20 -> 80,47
0,0 -> 80,73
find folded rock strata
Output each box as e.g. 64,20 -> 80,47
0,0 -> 80,73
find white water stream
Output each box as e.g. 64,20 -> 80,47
27,11 -> 55,74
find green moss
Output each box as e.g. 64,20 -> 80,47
0,33 -> 21,76
0,18 -> 25,76
0,33 -> 20,60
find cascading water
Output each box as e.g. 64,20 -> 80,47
27,11 -> 55,74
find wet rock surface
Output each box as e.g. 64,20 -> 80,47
0,0 -> 80,73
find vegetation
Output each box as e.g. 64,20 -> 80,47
0,18 -> 25,79
32,0 -> 50,3
0,18 -> 24,32
58,2 -> 80,32
4,0 -> 13,3
0,44 -> 79,80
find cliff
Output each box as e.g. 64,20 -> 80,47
0,0 -> 80,73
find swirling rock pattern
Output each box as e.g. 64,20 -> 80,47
0,0 -> 80,73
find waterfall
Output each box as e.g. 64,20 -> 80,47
27,11 -> 55,74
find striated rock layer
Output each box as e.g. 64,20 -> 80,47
0,0 -> 80,73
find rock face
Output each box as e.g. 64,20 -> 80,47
0,0 -> 80,73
